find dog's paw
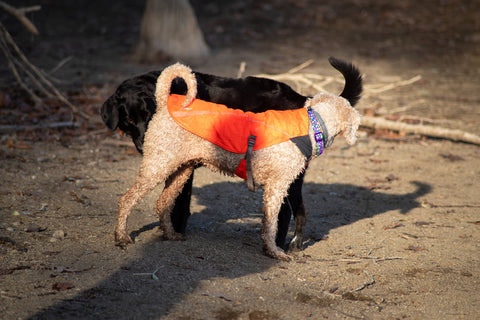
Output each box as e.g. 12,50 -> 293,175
264,246 -> 291,261
288,235 -> 304,252
161,231 -> 185,241
115,230 -> 134,246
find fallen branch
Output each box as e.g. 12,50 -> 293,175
100,138 -> 135,148
363,75 -> 422,96
255,71 -> 338,93
0,2 -> 41,35
0,22 -> 89,120
361,116 -> 480,145
0,122 -> 79,133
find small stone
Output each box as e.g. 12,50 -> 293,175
52,230 -> 65,240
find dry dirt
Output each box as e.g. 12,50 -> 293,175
1,1 -> 479,319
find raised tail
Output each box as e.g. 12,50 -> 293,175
155,63 -> 197,109
328,57 -> 363,106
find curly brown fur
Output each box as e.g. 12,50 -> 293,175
115,61 -> 362,260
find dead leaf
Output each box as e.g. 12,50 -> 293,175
6,139 -> 31,149
414,221 -> 434,226
406,245 -> 424,252
384,222 -> 404,230
440,153 -> 465,161
52,282 -> 75,291
386,174 -> 397,181
369,159 -> 389,164
81,185 -> 98,190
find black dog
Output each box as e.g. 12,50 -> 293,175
101,57 -> 362,249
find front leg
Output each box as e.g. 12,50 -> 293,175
262,185 -> 291,261
170,170 -> 194,234
276,171 -> 306,250
289,202 -> 307,251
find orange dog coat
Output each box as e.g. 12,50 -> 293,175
167,94 -> 312,179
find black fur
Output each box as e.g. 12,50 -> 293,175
101,57 -> 362,249
328,57 -> 362,106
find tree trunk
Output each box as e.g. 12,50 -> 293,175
134,0 -> 209,64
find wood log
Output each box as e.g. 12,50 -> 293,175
361,116 -> 480,145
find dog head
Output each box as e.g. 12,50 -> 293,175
310,93 -> 361,147
101,72 -> 160,153
308,58 -> 362,147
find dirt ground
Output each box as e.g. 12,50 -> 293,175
1,1 -> 479,319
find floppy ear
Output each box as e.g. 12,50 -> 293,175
343,108 -> 361,145
101,98 -> 120,130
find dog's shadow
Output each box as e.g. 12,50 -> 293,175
130,180 -> 431,249
182,180 -> 430,249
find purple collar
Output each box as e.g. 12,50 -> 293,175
307,107 -> 328,156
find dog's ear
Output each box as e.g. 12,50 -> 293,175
101,98 -> 120,130
343,108 -> 361,145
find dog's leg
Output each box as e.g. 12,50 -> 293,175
275,202 -> 292,249
262,184 -> 291,261
155,165 -> 194,240
289,203 -> 307,251
170,170 -> 194,234
115,173 -> 162,245
275,172 -> 306,250
287,172 -> 307,251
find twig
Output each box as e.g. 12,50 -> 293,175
0,33 -> 42,105
0,2 -> 41,35
101,138 -> 136,148
0,122 -> 79,133
363,75 -> 422,96
254,72 -> 338,93
49,55 -> 74,75
361,116 -> 480,145
352,272 -> 375,292
0,22 -> 89,120
237,61 -> 246,78
133,267 -> 160,280
287,59 -> 314,74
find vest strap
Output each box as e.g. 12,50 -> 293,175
245,135 -> 257,192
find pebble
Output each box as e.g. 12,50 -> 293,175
50,230 -> 66,242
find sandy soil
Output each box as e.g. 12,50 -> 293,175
1,1 -> 479,319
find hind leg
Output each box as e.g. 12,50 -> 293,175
155,165 -> 195,240
115,172 -> 163,245
115,152 -> 185,245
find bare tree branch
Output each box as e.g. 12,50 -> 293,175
0,22 -> 89,120
0,1 -> 41,35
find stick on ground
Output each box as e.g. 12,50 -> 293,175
361,116 -> 480,145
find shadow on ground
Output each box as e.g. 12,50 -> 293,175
30,180 -> 430,319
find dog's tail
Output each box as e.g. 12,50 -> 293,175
155,62 -> 197,109
328,57 -> 363,107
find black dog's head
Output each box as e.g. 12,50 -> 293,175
101,72 -> 160,153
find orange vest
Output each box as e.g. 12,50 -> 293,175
167,94 -> 311,179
